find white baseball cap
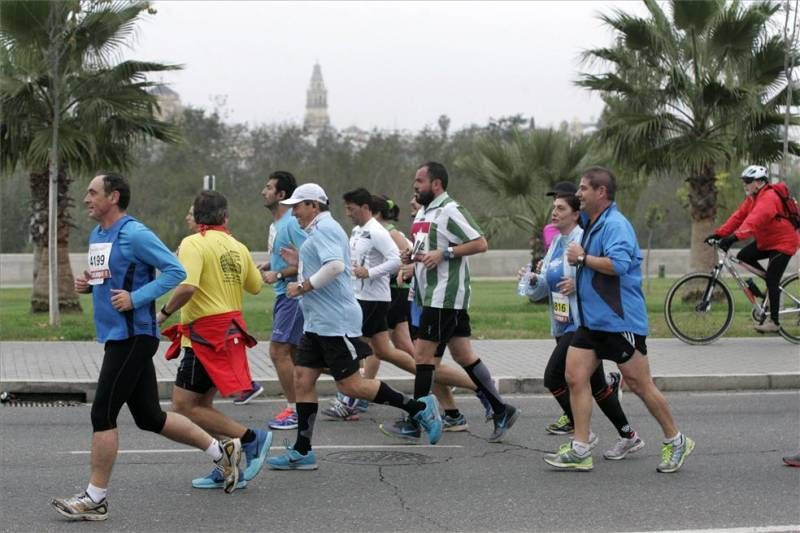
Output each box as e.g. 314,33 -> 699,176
280,183 -> 329,206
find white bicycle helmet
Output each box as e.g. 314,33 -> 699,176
740,165 -> 769,180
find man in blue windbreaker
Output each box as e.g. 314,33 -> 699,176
545,166 -> 695,474
51,173 -> 244,522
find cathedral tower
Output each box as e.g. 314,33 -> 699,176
304,63 -> 330,134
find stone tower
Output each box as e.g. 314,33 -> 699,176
304,63 -> 330,134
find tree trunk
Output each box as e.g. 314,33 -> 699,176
686,165 -> 718,272
29,168 -> 81,313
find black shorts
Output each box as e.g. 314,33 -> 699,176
175,347 -> 214,394
387,287 -> 410,329
296,332 -> 373,381
570,326 -> 647,364
418,307 -> 471,346
358,300 -> 390,338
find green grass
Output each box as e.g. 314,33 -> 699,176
0,278 -> 766,341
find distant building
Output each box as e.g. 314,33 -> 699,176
151,84 -> 182,120
304,63 -> 331,135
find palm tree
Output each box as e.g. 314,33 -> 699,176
0,0 -> 181,317
456,127 -> 595,260
577,0 -> 799,270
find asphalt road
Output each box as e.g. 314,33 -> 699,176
1,391 -> 798,533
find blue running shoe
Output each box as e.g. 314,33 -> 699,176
488,404 -> 520,443
266,441 -> 318,470
412,395 -> 443,445
268,406 -> 298,430
379,416 -> 421,441
354,398 -> 370,412
233,382 -> 264,405
243,429 -> 273,481
192,466 -> 247,490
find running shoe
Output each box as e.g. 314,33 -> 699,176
379,415 -> 421,441
233,382 -> 264,405
268,406 -> 299,430
657,435 -> 695,473
443,413 -> 469,432
754,320 -> 780,333
243,429 -> 273,481
354,398 -> 370,412
51,492 -> 108,521
609,371 -> 623,400
476,390 -> 494,421
603,433 -> 645,460
267,441 -> 318,470
322,397 -> 360,421
488,404 -> 520,443
782,452 -> 800,467
192,466 -> 248,490
545,413 -> 574,435
216,437 -> 244,493
543,442 -> 593,471
413,394 -> 443,445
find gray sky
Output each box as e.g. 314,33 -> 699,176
131,1 -> 649,131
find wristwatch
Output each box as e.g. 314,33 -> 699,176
276,271 -> 284,280
443,246 -> 455,260
160,304 -> 172,317
576,255 -> 586,266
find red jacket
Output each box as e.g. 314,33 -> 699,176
162,310 -> 257,397
716,185 -> 799,256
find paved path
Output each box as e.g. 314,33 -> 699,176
1,338 -> 797,400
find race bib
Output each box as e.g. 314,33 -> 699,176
551,291 -> 570,323
87,242 -> 112,285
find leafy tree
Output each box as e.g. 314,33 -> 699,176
0,0 -> 180,315
577,0 -> 799,269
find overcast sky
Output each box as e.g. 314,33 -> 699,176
129,1 -> 649,131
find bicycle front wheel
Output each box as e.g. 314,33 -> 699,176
778,273 -> 800,344
665,273 -> 734,345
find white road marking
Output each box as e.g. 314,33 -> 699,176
66,444 -> 463,455
624,527 -> 800,533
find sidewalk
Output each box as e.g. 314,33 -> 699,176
1,337 -> 797,401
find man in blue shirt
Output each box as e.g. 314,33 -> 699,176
258,171 -> 308,429
51,174 -> 244,522
545,167 -> 694,474
266,183 -> 443,470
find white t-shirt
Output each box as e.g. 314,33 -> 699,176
349,217 -> 401,302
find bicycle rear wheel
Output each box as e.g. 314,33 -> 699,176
665,273 -> 734,345
778,273 -> 800,344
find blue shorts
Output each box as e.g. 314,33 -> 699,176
271,294 -> 304,346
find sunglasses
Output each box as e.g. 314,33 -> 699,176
741,177 -> 756,184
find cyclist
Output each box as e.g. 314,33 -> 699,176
706,165 -> 800,333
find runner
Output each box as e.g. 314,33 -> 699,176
381,162 -> 519,443
258,171 -> 308,429
266,183 -> 442,470
545,166 -> 694,473
325,190 -> 478,434
52,174 -> 242,522
521,182 -> 644,460
158,190 -> 272,490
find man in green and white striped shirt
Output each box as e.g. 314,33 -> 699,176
382,161 -> 520,444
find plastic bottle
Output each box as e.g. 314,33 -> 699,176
517,263 -> 532,296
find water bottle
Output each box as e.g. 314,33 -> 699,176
517,263 -> 532,296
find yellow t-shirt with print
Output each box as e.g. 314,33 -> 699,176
177,230 -> 262,346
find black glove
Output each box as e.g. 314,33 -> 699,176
718,234 -> 737,252
704,234 -> 719,246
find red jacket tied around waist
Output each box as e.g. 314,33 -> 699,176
716,185 -> 800,256
162,310 -> 257,397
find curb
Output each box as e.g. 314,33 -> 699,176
2,373 -> 798,402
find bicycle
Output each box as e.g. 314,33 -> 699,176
664,241 -> 800,345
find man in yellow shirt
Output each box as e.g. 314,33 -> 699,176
158,190 -> 272,490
